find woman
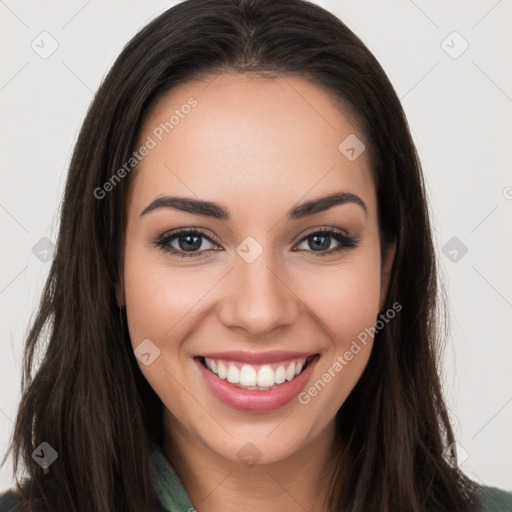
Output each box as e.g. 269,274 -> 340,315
1,0 -> 511,510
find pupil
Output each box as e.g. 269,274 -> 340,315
179,234 -> 202,251
310,234 -> 330,251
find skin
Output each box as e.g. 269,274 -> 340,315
117,72 -> 395,512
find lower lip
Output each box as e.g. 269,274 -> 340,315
195,355 -> 319,412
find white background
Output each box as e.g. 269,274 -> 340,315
1,0 -> 511,494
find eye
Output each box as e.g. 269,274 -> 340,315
155,228 -> 221,259
155,226 -> 359,260
294,228 -> 359,256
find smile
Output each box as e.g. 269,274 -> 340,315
194,352 -> 320,412
201,356 -> 312,390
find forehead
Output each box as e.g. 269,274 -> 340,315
128,72 -> 376,219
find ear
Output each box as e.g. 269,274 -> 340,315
379,241 -> 396,310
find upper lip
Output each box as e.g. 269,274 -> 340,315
197,350 -> 318,365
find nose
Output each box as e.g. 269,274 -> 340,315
218,249 -> 300,337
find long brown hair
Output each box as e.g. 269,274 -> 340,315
2,0 -> 478,510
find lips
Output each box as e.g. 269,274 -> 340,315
194,352 -> 320,412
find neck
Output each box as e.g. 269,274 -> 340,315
163,412 -> 347,512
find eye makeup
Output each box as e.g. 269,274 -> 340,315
154,226 -> 359,260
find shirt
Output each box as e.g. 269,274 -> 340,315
1,441 -> 511,511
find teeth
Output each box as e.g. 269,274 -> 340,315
227,365 -> 240,384
240,365 -> 257,386
274,366 -> 286,384
257,365 -> 274,387
217,361 -> 227,380
286,362 -> 296,381
203,356 -> 310,389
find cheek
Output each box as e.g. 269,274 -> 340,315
295,257 -> 380,418
299,251 -> 382,346
123,246 -> 210,346
122,246 -> 202,411
294,248 -> 381,413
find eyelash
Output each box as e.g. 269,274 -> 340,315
154,227 -> 359,259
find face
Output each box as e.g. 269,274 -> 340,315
118,72 -> 394,466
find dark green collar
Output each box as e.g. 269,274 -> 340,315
151,440 -> 196,511
150,439 -> 512,511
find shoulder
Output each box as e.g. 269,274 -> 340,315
475,484 -> 512,511
0,488 -> 24,511
0,486 -> 41,512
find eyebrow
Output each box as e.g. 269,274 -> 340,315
140,191 -> 367,220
